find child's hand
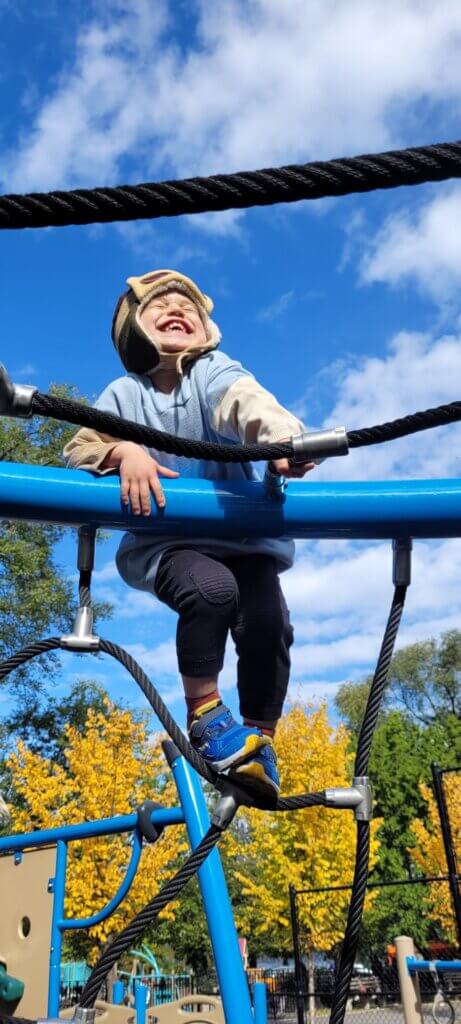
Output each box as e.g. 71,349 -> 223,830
271,457 -> 316,478
271,437 -> 316,478
112,442 -> 180,514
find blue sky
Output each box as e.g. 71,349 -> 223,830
2,0 -> 461,730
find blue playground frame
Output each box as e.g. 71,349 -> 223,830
1,459 -> 461,1024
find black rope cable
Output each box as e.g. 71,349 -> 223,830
328,584 -> 408,1024
78,571 -> 92,608
2,139 -> 461,230
355,585 -> 407,777
0,637 -> 61,681
79,826 -> 222,1008
30,390 -> 461,465
348,400 -> 461,450
32,391 -> 293,463
329,822 -> 371,1024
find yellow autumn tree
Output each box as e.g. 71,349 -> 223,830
7,700 -> 188,961
225,704 -> 380,990
410,775 -> 461,942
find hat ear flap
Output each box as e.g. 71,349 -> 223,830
112,295 -> 160,374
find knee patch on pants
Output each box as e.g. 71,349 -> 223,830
189,562 -> 239,608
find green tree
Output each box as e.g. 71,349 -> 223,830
336,632 -> 461,735
335,632 -> 461,951
389,633 -> 461,724
0,384 -> 112,712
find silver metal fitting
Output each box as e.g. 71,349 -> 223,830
324,777 -> 373,821
60,607 -> 100,651
264,463 -> 287,499
73,1007 -> 96,1024
211,793 -> 240,831
291,426 -> 349,464
392,537 -> 412,587
0,363 -> 37,418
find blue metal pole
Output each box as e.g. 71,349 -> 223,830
134,982 -> 147,1024
48,840 -> 67,1017
168,750 -> 254,1024
112,980 -> 125,1005
60,829 -> 143,930
0,806 -> 183,855
1,462 -> 461,540
407,958 -> 461,973
253,982 -> 268,1024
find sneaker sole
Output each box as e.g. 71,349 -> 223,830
233,760 -> 280,798
210,732 -> 270,772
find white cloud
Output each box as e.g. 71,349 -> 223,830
359,185 -> 461,306
296,328 -> 461,481
257,290 -> 295,323
2,0 -> 461,207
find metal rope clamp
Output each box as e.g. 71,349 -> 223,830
0,363 -> 37,417
324,777 -> 373,821
39,1012 -> 96,1024
291,426 -> 349,463
61,606 -> 100,651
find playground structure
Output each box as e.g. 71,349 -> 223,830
0,136 -> 461,1024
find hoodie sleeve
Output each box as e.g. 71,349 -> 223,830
63,377 -> 138,474
205,351 -> 305,443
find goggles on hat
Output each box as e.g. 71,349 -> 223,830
126,269 -> 214,314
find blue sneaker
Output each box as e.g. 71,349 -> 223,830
189,703 -> 269,772
232,742 -> 280,798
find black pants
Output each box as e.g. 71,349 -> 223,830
154,549 -> 294,721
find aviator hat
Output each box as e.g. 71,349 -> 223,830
111,269 -> 221,376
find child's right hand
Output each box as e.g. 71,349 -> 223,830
110,441 -> 180,514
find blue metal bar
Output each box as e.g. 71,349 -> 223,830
169,752 -> 254,1024
253,982 -> 268,1024
60,828 -> 143,929
0,806 -> 183,854
112,980 -> 125,1005
407,958 -> 461,973
48,840 -> 67,1017
135,982 -> 147,1024
1,462 -> 461,539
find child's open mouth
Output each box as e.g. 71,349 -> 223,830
159,318 -> 192,335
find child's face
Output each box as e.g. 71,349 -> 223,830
139,290 -> 207,352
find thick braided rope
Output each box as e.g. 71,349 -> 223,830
32,391 -> 293,464
79,826 -> 221,1008
78,574 -> 92,608
30,391 -> 461,465
329,822 -> 371,1024
348,400 -> 461,449
2,141 -> 461,230
355,585 -> 407,777
0,637 -> 61,680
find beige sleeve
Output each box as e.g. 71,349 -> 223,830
63,427 -> 122,475
212,376 -> 305,444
